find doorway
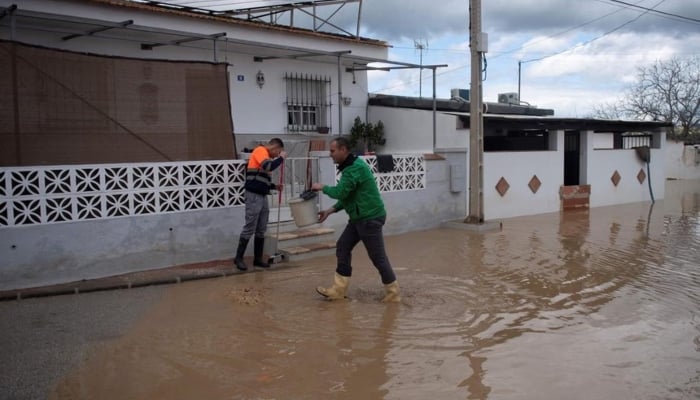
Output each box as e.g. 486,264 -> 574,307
564,131 -> 580,186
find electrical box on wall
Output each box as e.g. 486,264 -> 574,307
450,164 -> 466,193
477,32 -> 488,53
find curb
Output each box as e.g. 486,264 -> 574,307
0,257 -> 297,302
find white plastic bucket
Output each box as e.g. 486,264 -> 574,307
288,197 -> 319,228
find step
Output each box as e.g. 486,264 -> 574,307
267,220 -> 304,233
279,241 -> 337,263
266,226 -> 335,249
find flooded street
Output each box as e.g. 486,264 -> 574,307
42,180 -> 700,399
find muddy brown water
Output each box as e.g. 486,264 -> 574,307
50,180 -> 700,399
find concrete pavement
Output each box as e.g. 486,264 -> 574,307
0,257 -> 268,301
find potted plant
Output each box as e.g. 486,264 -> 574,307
349,117 -> 386,154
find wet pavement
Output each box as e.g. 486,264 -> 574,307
1,179 -> 699,400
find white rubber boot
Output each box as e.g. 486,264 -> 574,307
316,273 -> 350,300
381,281 -> 401,303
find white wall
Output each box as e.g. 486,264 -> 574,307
367,107 -> 466,153
665,140 -> 700,180
229,57 -> 368,135
484,145 -> 564,220
594,133 -> 614,149
587,148 -> 665,207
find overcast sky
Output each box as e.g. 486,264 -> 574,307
346,0 -> 700,117
271,0 -> 691,119
191,0 -> 699,117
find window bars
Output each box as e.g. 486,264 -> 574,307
621,134 -> 653,149
285,73 -> 331,133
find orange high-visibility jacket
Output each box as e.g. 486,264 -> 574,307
244,145 -> 283,195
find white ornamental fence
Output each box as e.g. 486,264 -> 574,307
0,160 -> 247,227
342,155 -> 426,192
0,155 -> 426,228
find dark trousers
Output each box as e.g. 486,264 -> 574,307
335,216 -> 396,284
240,191 -> 268,240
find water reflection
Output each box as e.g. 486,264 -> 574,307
51,180 -> 700,399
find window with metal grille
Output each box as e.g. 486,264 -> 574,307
612,133 -> 654,149
621,134 -> 653,149
285,73 -> 331,133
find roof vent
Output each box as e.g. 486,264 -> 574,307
451,88 -> 470,102
498,92 -> 519,105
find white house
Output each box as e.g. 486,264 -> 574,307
0,0 -> 451,291
367,94 -> 672,220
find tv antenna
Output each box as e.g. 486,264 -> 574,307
414,39 -> 428,98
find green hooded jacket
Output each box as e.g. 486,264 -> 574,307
322,155 -> 386,222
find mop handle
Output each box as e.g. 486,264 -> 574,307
274,160 -> 284,248
277,160 -> 284,204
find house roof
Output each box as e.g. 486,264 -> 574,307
88,0 -> 389,47
444,112 -> 674,132
369,94 -> 555,117
367,94 -> 672,132
2,3 -> 437,69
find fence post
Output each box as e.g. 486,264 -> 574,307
313,151 -> 335,210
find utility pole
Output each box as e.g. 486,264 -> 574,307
466,0 -> 485,223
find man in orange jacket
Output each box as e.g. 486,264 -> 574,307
234,138 -> 286,271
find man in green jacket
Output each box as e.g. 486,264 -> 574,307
311,137 -> 400,302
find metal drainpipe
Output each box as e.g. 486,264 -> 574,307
337,54 -> 343,135
365,92 -> 369,127
432,66 -> 437,151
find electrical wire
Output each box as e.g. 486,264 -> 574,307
521,0 -> 665,64
604,0 -> 700,24
490,0 -> 640,60
373,0 -> 675,93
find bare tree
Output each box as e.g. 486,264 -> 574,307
591,100 -> 624,120
593,56 -> 700,136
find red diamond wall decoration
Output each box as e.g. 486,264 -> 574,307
611,170 -> 621,186
528,175 -> 542,193
637,168 -> 647,184
495,177 -> 510,197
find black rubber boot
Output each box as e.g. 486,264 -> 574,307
253,237 -> 270,268
234,237 -> 249,271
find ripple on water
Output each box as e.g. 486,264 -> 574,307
47,182 -> 700,400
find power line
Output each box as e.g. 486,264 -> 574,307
490,1 -> 637,60
373,0 -> 665,93
605,0 -> 700,24
521,0 -> 665,64
373,1 -> 652,93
